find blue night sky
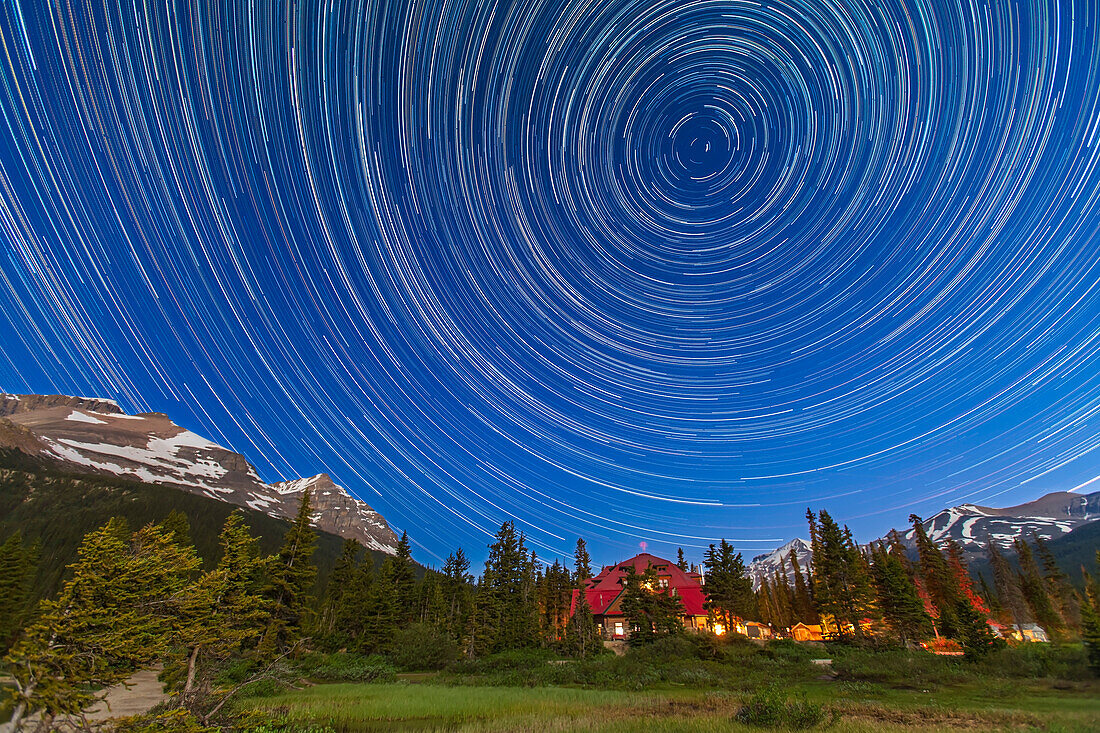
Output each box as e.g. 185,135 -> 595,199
2,1 -> 1100,567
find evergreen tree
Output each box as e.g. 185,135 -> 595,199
539,559 -> 572,645
168,513 -> 270,704
676,548 -> 688,571
391,531 -> 417,624
977,574 -> 1001,617
1034,534 -> 1080,632
573,537 -> 592,583
3,519 -> 200,730
954,597 -> 1002,659
772,563 -> 796,629
0,531 -> 38,652
1013,537 -> 1062,637
1081,602 -> 1100,675
161,509 -> 194,548
262,489 -> 318,653
620,566 -> 683,644
870,542 -> 932,645
362,557 -> 399,652
945,539 -> 988,616
442,548 -> 472,639
988,538 -> 1030,630
565,589 -> 600,657
703,540 -> 755,633
809,511 -> 874,637
909,514 -> 960,637
788,550 -> 817,623
478,522 -> 540,652
318,539 -> 362,649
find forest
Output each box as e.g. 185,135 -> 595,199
2,483 -> 1100,732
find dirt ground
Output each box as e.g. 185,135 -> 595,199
84,668 -> 169,721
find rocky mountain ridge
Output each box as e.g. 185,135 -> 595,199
0,393 -> 399,553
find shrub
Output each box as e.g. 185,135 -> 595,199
736,685 -> 829,729
307,653 -> 397,683
387,623 -> 460,671
110,709 -> 219,732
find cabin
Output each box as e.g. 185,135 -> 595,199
744,621 -> 774,640
570,553 -> 709,639
790,622 -> 824,642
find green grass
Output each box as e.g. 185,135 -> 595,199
234,641 -> 1100,732
240,679 -> 1100,732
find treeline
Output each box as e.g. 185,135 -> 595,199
750,510 -> 1100,657
4,494 -> 1100,730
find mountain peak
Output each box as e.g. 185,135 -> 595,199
0,394 -> 399,554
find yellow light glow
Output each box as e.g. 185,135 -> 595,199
713,623 -> 726,636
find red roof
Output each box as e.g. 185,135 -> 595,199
570,552 -> 708,618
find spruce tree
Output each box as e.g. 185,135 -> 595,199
362,557 -> 399,652
703,540 -> 755,633
808,511 -> 874,637
789,550 -> 817,623
391,531 -> 417,624
565,589 -> 600,657
1034,534 -> 1080,632
478,522 -> 539,652
262,489 -> 319,653
1013,537 -> 1062,637
169,513 -> 270,704
620,566 -> 683,644
677,548 -> 688,571
319,539 -> 362,647
870,542 -> 932,645
442,548 -> 472,639
988,538 -> 1030,630
0,531 -> 38,651
573,537 -> 593,583
4,519 -> 200,730
909,514 -> 960,637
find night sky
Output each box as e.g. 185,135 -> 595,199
2,1 -> 1100,566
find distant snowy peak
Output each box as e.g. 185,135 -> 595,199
745,489 -> 1100,587
0,393 -> 399,554
747,538 -> 812,589
899,490 -> 1100,556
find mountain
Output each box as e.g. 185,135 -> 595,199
746,538 -> 812,589
747,489 -> 1100,585
897,491 -> 1100,557
0,393 -> 399,553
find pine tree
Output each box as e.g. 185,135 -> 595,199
703,540 -> 755,633
954,597 -> 1002,659
1014,537 -> 1062,637
161,509 -> 194,548
3,519 -> 200,730
573,537 -> 592,583
870,542 -> 932,645
676,548 -> 688,571
262,489 -> 318,654
362,557 -> 399,652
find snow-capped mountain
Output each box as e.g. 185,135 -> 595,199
0,393 -> 399,553
897,491 -> 1100,557
746,538 -> 812,589
745,490 -> 1100,586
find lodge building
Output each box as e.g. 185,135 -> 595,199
570,552 -> 710,639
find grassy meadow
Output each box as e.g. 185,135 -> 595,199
233,638 -> 1100,732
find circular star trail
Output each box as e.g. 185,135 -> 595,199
2,0 -> 1100,563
